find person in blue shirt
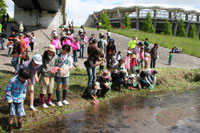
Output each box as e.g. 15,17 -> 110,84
6,69 -> 30,133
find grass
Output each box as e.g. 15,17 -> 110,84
110,29 -> 200,57
0,67 -> 200,132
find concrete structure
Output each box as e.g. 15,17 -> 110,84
84,6 -> 200,37
12,0 -> 66,28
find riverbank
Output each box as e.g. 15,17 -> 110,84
0,67 -> 200,132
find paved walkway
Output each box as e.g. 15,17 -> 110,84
0,28 -> 200,74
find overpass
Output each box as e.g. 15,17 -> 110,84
12,0 -> 66,28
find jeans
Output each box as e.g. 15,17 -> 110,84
8,48 -> 12,56
79,45 -> 84,58
150,58 -> 157,68
86,66 -> 96,86
11,57 -> 19,70
1,38 -> 5,49
73,50 -> 78,63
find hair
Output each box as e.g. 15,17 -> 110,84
93,48 -> 101,56
154,43 -> 158,48
62,45 -> 71,52
145,38 -> 148,40
92,39 -> 97,44
18,69 -> 31,79
117,51 -> 121,54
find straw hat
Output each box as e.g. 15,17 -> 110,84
48,45 -> 56,53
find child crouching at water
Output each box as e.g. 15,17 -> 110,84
6,69 -> 30,133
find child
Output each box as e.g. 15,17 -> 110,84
29,32 -> 35,52
51,34 -> 61,55
82,82 -> 101,100
39,45 -> 57,108
130,54 -> 137,74
71,37 -> 79,63
97,70 -> 112,97
168,51 -> 173,65
7,37 -> 14,57
124,51 -> 132,72
6,69 -> 30,132
144,53 -> 151,69
139,46 -> 144,68
116,51 -> 121,62
55,45 -> 73,106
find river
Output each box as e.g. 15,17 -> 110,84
26,89 -> 200,133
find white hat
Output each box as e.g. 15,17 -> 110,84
130,74 -> 136,78
94,82 -> 100,90
32,54 -> 42,65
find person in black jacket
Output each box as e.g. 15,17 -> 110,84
106,39 -> 116,69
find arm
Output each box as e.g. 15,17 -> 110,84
5,80 -> 13,103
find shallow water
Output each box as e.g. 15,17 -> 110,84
27,89 -> 200,133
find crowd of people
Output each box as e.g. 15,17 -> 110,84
1,20 -> 162,132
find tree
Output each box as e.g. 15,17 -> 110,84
176,19 -> 186,37
0,0 -> 7,18
142,12 -> 155,33
161,20 -> 172,35
124,13 -> 131,29
100,11 -> 111,29
188,24 -> 198,39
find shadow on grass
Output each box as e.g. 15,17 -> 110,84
0,70 -> 15,75
0,116 -> 8,131
71,73 -> 87,76
69,84 -> 85,93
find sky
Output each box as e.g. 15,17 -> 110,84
5,0 -> 200,26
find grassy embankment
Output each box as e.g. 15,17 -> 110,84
111,29 -> 200,58
0,67 -> 200,132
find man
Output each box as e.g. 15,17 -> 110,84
128,36 -> 137,50
18,54 -> 42,111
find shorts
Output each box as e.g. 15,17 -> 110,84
40,76 -> 54,94
9,102 -> 25,117
27,83 -> 34,91
56,77 -> 69,85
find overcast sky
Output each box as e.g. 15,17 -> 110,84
5,0 -> 200,26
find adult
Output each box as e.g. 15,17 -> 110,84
85,48 -> 104,86
128,36 -> 137,50
150,43 -> 159,68
106,39 -> 116,68
39,45 -> 57,108
144,38 -> 149,52
0,29 -> 7,50
79,34 -> 86,59
18,54 -> 43,111
87,39 -> 98,57
88,34 -> 96,45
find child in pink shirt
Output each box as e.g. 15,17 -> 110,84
124,51 -> 132,72
51,35 -> 61,54
130,54 -> 137,74
71,37 -> 79,63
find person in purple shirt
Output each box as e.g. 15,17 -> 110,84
17,54 -> 42,111
6,69 -> 30,133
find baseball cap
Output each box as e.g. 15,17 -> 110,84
32,54 -> 42,65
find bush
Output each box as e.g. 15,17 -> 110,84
188,24 -> 198,39
123,14 -> 131,29
176,19 -> 186,37
100,11 -> 111,30
142,12 -> 155,33
161,20 -> 172,36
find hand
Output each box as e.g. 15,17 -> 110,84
8,100 -> 13,103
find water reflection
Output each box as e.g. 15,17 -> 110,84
26,90 -> 200,133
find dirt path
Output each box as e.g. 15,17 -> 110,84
0,28 -> 199,73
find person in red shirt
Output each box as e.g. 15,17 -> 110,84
130,54 -> 137,74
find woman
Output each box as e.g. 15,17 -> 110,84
150,43 -> 159,68
85,48 -> 104,86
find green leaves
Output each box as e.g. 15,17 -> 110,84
162,20 -> 172,36
176,19 -> 186,37
124,14 -> 131,29
100,11 -> 111,30
188,24 -> 198,39
142,12 -> 155,33
0,0 -> 7,18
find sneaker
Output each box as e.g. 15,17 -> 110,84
42,103 -> 48,109
48,101 -> 55,106
30,106 -> 38,111
62,100 -> 69,105
57,101 -> 63,107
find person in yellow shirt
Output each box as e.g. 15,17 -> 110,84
128,37 -> 137,50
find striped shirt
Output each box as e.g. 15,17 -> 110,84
5,76 -> 28,103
